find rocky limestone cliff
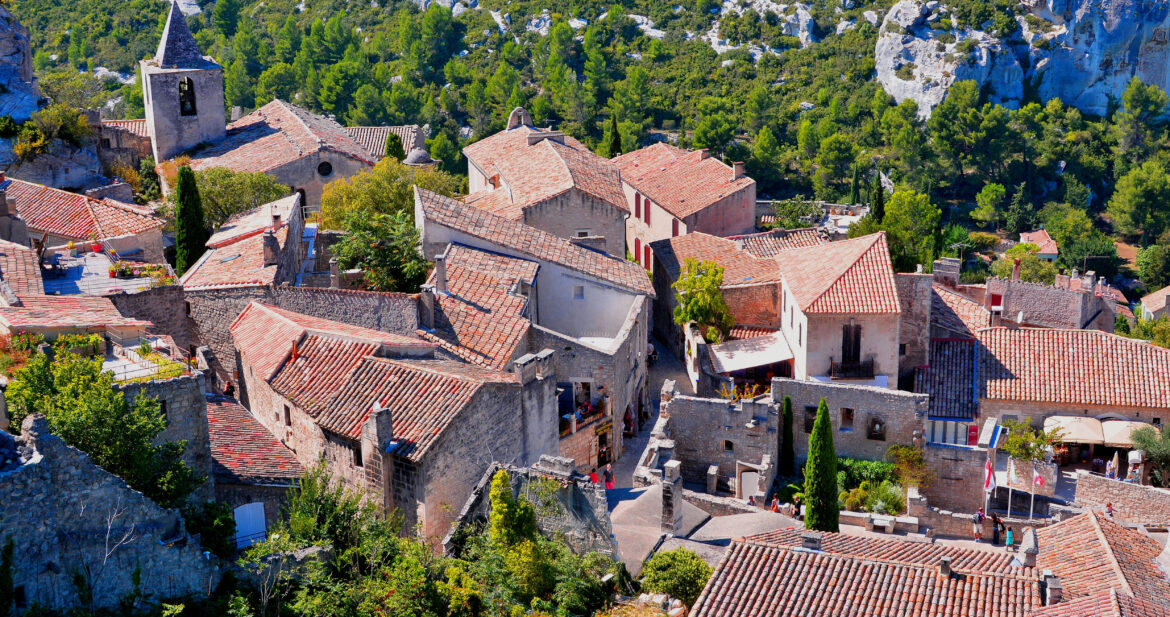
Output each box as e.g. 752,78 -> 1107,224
876,0 -> 1170,118
0,4 -> 39,122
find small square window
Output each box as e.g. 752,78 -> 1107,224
899,343 -> 907,356
573,286 -> 585,300
840,408 -> 854,432
159,400 -> 168,423
353,442 -> 364,468
723,440 -> 734,452
284,405 -> 292,427
804,406 -> 818,433
576,229 -> 590,237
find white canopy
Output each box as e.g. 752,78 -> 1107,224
1043,415 -> 1103,445
1101,420 -> 1151,448
708,331 -> 794,374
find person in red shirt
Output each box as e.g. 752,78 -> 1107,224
589,468 -> 600,484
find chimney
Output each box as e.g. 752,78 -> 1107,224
731,161 -> 745,181
1084,271 -> 1096,288
0,189 -> 9,217
1011,258 -> 1021,281
231,106 -> 243,122
290,338 -> 299,362
1020,527 -> 1039,567
271,209 -> 281,229
329,257 -> 340,289
662,460 -> 684,533
801,531 -> 822,551
419,284 -> 436,330
1043,572 -> 1063,606
433,254 -> 447,294
696,148 -> 710,160
262,230 -> 280,266
939,556 -> 952,577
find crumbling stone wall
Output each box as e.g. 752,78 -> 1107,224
186,286 -> 271,379
771,378 -> 927,462
106,284 -> 191,351
661,391 -> 779,490
443,457 -> 615,557
118,372 -> 212,498
986,277 -> 1115,331
270,285 -> 419,336
1074,470 -> 1170,525
895,273 -> 932,385
922,442 -> 988,514
0,416 -> 220,613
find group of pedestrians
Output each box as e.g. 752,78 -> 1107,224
589,464 -> 615,489
972,507 -> 1015,551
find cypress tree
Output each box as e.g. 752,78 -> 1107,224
606,115 -> 622,157
780,395 -> 795,476
870,176 -> 885,222
848,165 -> 861,205
803,397 -> 839,533
384,132 -> 406,160
174,165 -> 208,276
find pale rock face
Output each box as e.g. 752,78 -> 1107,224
876,0 -> 1170,118
0,140 -> 103,189
0,4 -> 40,123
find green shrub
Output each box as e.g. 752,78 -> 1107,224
640,548 -> 712,607
182,501 -> 237,559
835,457 -> 898,491
0,116 -> 17,138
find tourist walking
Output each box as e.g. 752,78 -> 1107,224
603,463 -> 615,489
972,511 -> 983,541
1005,526 -> 1015,551
991,512 -> 1003,545
589,467 -> 600,484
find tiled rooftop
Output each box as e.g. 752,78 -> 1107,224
180,225 -> 287,290
345,125 -> 425,160
0,239 -> 42,296
1020,229 -> 1059,255
728,227 -> 828,257
3,178 -> 163,241
932,284 -> 991,338
1032,590 -> 1170,617
185,100 -> 374,174
101,119 -> 149,138
0,294 -> 151,330
42,252 -> 156,296
915,338 -> 981,419
652,232 -> 781,287
207,397 -> 303,485
462,126 -> 626,217
774,232 -> 901,314
1143,286 -> 1170,315
320,356 -> 518,456
727,325 -> 778,340
415,187 -> 653,296
1037,512 -> 1170,603
612,142 -> 755,219
207,193 -> 300,248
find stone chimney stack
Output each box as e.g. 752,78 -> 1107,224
419,284 -> 436,330
662,460 -> 684,533
271,208 -> 281,229
939,556 -> 952,577
0,189 -> 9,218
262,230 -> 280,266
433,255 -> 447,294
800,531 -> 822,551
1011,258 -> 1021,281
329,257 -> 340,289
1042,571 -> 1063,606
696,148 -> 710,161
231,106 -> 243,122
1020,527 -> 1039,567
731,161 -> 745,181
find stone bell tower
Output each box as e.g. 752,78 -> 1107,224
141,1 -> 226,162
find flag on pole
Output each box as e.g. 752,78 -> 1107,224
1033,466 -> 1045,487
1009,459 -> 1020,484
984,456 -> 996,492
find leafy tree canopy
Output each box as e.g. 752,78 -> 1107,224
672,258 -> 734,343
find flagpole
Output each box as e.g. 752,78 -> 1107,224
1006,459 -> 1013,518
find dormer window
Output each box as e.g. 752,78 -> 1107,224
179,77 -> 197,116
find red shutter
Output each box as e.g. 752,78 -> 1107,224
634,194 -> 641,219
967,425 -> 979,446
672,219 -> 679,237
644,245 -> 651,270
634,238 -> 641,264
645,200 -> 651,225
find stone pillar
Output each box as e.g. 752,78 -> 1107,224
662,460 -> 684,534
706,464 -> 719,493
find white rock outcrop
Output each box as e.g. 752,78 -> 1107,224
0,5 -> 40,123
876,0 -> 1170,118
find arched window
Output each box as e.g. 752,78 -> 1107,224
179,78 -> 197,116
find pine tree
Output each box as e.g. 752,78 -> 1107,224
606,115 -> 622,157
848,165 -> 861,205
780,395 -> 795,476
804,397 -> 839,533
384,132 -> 405,160
174,166 -> 208,276
870,176 -> 885,222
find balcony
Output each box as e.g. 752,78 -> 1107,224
830,358 -> 874,380
560,398 -> 608,437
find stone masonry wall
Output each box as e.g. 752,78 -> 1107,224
214,482 -> 290,534
662,392 -> 779,488
523,189 -> 627,258
0,416 -> 221,613
986,277 -> 1114,331
771,378 -> 928,463
106,285 -> 191,351
1074,470 -> 1170,525
443,458 -> 615,557
186,286 -> 272,380
980,399 -> 1170,428
118,372 -> 212,499
921,442 -> 988,514
895,273 -> 933,385
270,285 -> 419,336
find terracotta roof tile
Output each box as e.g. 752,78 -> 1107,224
1020,229 -> 1059,256
345,125 -> 425,159
1037,512 -> 1170,603
727,325 -> 778,340
101,119 -> 149,138
320,356 -> 517,457
0,239 -> 43,296
419,246 -> 534,369
206,194 -> 300,248
185,100 -> 374,174
774,232 -> 901,314
462,127 -> 626,216
3,178 -> 163,241
0,295 -> 151,330
207,397 -> 303,485
729,227 -> 828,257
612,142 -> 755,219
933,285 -> 991,338
415,187 -> 653,296
179,225 -> 288,290
652,232 -> 781,287
1032,590 -> 1170,617
1142,286 -> 1170,314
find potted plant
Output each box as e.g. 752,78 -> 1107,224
89,232 -> 102,253
66,240 -> 76,257
109,265 -> 116,278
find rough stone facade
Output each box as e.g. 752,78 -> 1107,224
1073,470 -> 1170,526
106,284 -> 191,351
521,189 -> 628,258
0,416 -> 220,613
772,377 -> 928,462
98,123 -> 153,171
142,62 -> 227,163
117,372 -> 211,496
921,442 -> 988,514
985,277 -> 1115,331
265,151 -> 370,212
895,273 -> 932,386
442,456 -> 615,557
214,482 -> 290,534
186,285 -> 270,380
